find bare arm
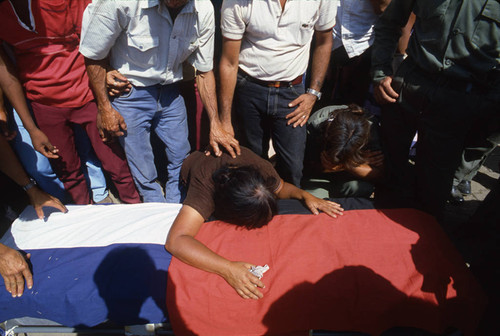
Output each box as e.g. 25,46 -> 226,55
276,181 -> 343,218
84,57 -> 127,141
165,205 -> 264,299
287,28 -> 333,127
218,37 -> 242,150
196,69 -> 240,158
0,134 -> 67,219
0,50 -> 58,158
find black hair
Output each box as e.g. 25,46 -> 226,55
320,104 -> 370,170
212,165 -> 278,229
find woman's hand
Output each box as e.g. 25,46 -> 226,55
222,261 -> 265,299
303,193 -> 344,218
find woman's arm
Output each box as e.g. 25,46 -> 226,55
165,205 -> 265,299
276,182 -> 343,217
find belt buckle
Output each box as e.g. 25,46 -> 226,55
269,81 -> 281,88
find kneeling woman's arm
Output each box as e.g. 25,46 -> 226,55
165,205 -> 265,300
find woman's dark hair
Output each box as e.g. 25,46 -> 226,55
320,104 -> 370,170
212,165 -> 278,230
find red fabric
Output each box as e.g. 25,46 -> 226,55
0,0 -> 93,108
167,208 -> 486,335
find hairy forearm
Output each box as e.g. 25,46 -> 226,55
309,30 -> 333,92
84,57 -> 112,110
196,70 -> 220,126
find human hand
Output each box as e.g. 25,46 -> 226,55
26,186 -> 67,219
303,193 -> 344,218
97,106 -> 127,141
286,93 -> 317,128
207,122 -> 240,158
364,150 -> 384,167
0,108 -> 16,140
106,69 -> 131,97
373,77 -> 399,104
222,261 -> 265,299
0,245 -> 33,298
29,128 -> 59,159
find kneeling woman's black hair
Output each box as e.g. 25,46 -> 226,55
212,165 -> 278,230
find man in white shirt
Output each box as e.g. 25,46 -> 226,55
80,0 -> 239,203
325,0 -> 390,106
219,0 -> 336,187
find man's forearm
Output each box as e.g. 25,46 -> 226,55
371,0 -> 414,82
84,57 -> 112,111
309,29 -> 333,92
195,70 -> 220,127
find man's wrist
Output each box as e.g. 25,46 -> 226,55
306,88 -> 322,100
22,178 -> 37,192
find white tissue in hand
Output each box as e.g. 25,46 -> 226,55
249,264 -> 270,279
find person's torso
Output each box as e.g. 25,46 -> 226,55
0,0 -> 93,107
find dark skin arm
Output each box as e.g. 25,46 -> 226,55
196,70 -> 240,158
85,57 -> 127,141
0,49 -> 58,158
286,28 -> 333,128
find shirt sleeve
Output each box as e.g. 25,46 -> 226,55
79,0 -> 126,60
220,0 -> 249,40
315,0 -> 337,31
371,0 -> 415,82
187,2 -> 214,72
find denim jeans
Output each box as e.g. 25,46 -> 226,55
10,107 -> 109,203
112,83 -> 190,203
235,73 -> 307,186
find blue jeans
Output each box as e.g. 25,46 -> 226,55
111,84 -> 190,203
73,125 -> 109,202
11,108 -> 108,203
235,73 -> 306,186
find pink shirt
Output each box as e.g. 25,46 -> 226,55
0,0 -> 93,108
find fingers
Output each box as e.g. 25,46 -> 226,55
22,264 -> 33,292
210,142 -> 222,157
310,200 -> 344,218
48,197 -> 68,214
13,272 -> 25,297
34,205 -> 45,220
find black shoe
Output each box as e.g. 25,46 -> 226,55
449,186 -> 464,205
457,180 -> 471,195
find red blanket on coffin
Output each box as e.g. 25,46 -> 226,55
167,201 -> 485,335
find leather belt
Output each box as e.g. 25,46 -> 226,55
239,69 -> 303,88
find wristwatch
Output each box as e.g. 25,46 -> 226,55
306,88 -> 322,100
22,178 -> 37,191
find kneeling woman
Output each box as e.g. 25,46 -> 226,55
303,104 -> 384,199
165,147 -> 343,300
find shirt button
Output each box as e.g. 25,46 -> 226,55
452,29 -> 460,36
445,59 -> 452,66
173,36 -> 176,39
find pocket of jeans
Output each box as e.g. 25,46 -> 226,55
111,85 -> 134,101
235,73 -> 248,89
289,83 -> 305,98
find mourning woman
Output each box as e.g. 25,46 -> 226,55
165,147 -> 343,300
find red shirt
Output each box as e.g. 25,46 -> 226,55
0,0 -> 93,107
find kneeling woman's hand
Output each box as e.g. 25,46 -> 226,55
222,261 -> 265,299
